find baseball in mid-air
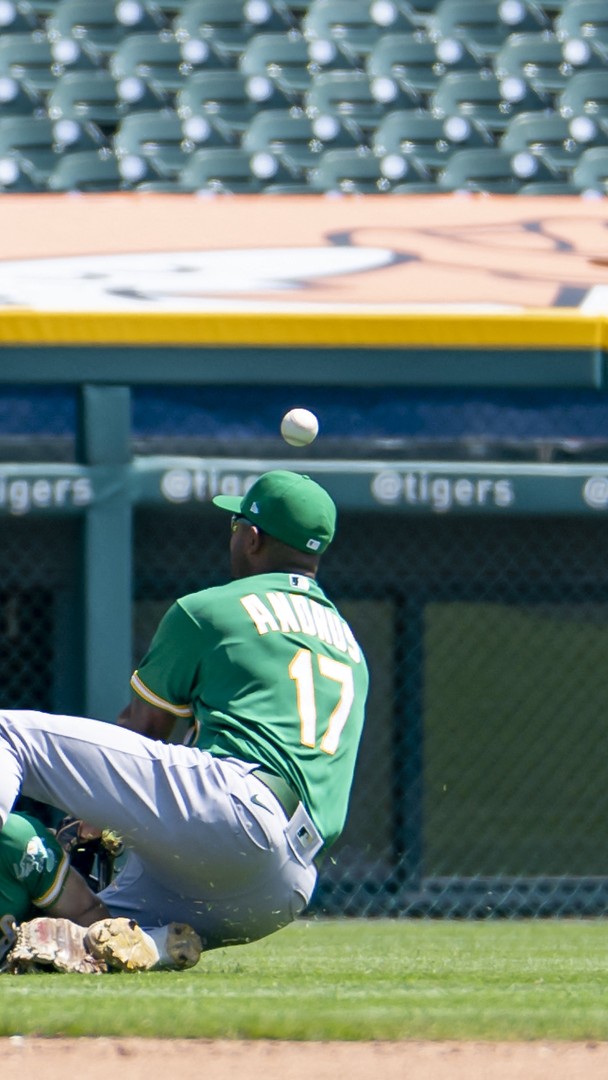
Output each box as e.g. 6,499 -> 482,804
280,408 -> 319,447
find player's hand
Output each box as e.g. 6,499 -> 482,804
55,817 -> 102,851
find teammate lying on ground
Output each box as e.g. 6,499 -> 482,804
0,811 -> 201,973
0,811 -> 107,927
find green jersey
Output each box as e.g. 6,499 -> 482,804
0,812 -> 69,922
132,572 -> 369,847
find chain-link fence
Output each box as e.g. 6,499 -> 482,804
132,506 -> 608,918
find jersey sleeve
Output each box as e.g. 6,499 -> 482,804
0,812 -> 69,911
131,600 -> 204,717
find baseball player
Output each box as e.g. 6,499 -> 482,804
0,811 -> 109,926
0,471 -> 369,970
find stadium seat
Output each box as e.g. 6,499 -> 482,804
302,0 -> 419,68
367,31 -> 479,101
175,146 -> 273,190
46,148 -> 125,190
46,71 -> 130,140
431,70 -> 550,137
0,34 -> 68,101
558,70 -> 608,128
305,69 -> 420,141
45,2 -> 139,66
261,183 -> 316,192
517,178 -> 580,191
239,31 -> 320,100
0,0 -> 39,33
429,0 -> 549,64
571,145 -> 608,192
555,0 -> 608,62
436,146 -> 524,190
176,69 -> 292,140
242,107 -> 360,176
114,108 -> 225,183
0,158 -> 41,190
0,85 -> 45,119
109,31 -> 210,107
0,113 -> 99,185
391,179 -> 446,191
46,0 -> 160,65
308,145 -> 413,190
174,0 -> 293,64
500,109 -> 606,174
373,108 -> 493,175
493,31 -> 606,98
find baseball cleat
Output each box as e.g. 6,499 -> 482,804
84,917 -> 202,972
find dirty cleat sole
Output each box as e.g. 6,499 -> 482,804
147,922 -> 202,970
84,918 -> 160,972
84,918 -> 202,972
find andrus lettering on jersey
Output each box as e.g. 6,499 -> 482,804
240,591 -> 362,663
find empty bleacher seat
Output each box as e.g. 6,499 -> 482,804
366,33 -> 447,103
175,145 -> 275,190
302,0 -> 419,69
429,0 -> 549,64
176,69 -> 292,140
0,157 -> 41,189
46,0 -> 160,66
373,107 -> 493,175
0,33 -> 75,102
305,68 -> 421,142
555,0 -> 608,63
174,0 -> 293,64
558,69 -> 608,129
0,0 -> 39,34
436,145 -> 524,189
46,147 -> 126,189
46,70 -> 131,140
242,106 -> 360,176
431,69 -> 550,138
518,178 -> 580,191
239,31 -> 320,100
109,31 -> 210,107
113,107 -> 225,183
493,31 -> 606,99
0,113 -> 100,185
571,144 -> 608,191
308,144 -> 413,190
500,108 -> 606,175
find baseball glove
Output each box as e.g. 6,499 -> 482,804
5,917 -> 108,975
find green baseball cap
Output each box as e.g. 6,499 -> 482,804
213,470 -> 336,554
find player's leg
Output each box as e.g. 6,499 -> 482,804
0,711 -> 318,946
0,709 -> 206,851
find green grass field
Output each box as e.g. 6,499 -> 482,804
1,918 -> 608,1041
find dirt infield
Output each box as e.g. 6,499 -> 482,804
1,1039 -> 608,1079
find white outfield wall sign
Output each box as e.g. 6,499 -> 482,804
2,459 -> 608,517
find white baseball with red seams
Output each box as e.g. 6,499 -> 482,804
280,408 -> 319,446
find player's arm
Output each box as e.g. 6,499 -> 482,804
117,697 -> 176,741
119,600 -> 203,742
44,866 -> 109,926
5,813 -> 110,927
